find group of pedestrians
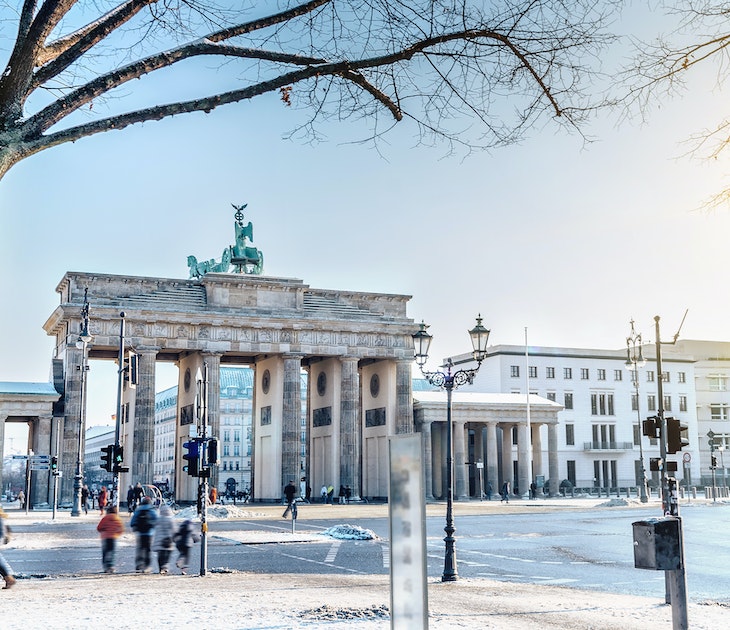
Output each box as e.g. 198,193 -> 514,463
96,496 -> 198,575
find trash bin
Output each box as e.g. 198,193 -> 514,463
632,517 -> 682,570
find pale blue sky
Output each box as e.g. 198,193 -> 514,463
2,3 -> 730,435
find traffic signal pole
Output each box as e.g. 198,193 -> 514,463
198,362 -> 209,577
654,315 -> 688,629
113,312 -> 126,510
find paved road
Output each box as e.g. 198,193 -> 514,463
4,500 -> 729,604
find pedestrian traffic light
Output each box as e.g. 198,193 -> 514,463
100,444 -> 114,472
113,444 -> 129,473
183,439 -> 201,477
666,417 -> 689,454
711,455 -> 718,469
206,438 -> 219,466
643,416 -> 660,439
51,456 -> 58,475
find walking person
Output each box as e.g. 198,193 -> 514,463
130,497 -> 158,573
501,481 -> 510,503
174,519 -> 199,574
0,507 -> 16,589
96,505 -> 124,573
97,486 -> 108,515
282,480 -> 297,518
320,484 -> 327,503
151,505 -> 176,574
81,485 -> 90,515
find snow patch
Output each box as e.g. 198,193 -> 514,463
319,524 -> 378,540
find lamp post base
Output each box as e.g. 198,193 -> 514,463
70,472 -> 83,517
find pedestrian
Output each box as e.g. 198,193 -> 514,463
345,485 -> 352,504
173,519 -> 199,574
530,481 -> 537,500
338,484 -> 346,504
320,484 -> 327,503
17,490 -> 25,510
282,480 -> 297,518
300,477 -> 308,503
501,481 -> 510,503
0,507 -> 16,589
96,505 -> 124,573
486,482 -> 493,501
130,496 -> 158,573
133,482 -> 144,508
209,486 -> 217,505
151,505 -> 176,574
327,485 -> 334,504
126,485 -> 135,513
81,485 -> 90,515
97,486 -> 108,515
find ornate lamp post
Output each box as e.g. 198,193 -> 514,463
71,289 -> 92,517
412,315 -> 490,582
625,319 -> 649,503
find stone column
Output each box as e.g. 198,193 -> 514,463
548,423 -> 559,497
486,421 -> 499,493
501,424 -> 513,486
421,420 -> 434,500
61,346 -> 83,503
454,420 -> 468,499
532,424 -> 543,479
339,357 -> 360,496
132,348 -> 158,484
517,421 -> 530,498
201,353 -> 221,489
395,360 -> 414,434
281,355 -> 303,488
31,415 -> 54,505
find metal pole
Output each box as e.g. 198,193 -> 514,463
200,362 -> 209,577
654,316 -> 670,515
442,375 -> 457,582
113,313 -> 125,510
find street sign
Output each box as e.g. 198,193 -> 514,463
682,452 -> 691,463
30,464 -> 51,471
30,455 -> 50,463
11,455 -> 27,460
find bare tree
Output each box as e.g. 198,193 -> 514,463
623,1 -> 730,208
0,1 -> 617,182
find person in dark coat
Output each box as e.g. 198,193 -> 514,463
130,497 -> 158,572
174,519 -> 199,574
151,505 -> 176,574
282,480 -> 297,518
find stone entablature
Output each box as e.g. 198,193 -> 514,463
44,272 -> 414,362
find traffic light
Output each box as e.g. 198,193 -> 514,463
113,444 -> 129,473
711,455 -> 718,469
125,351 -> 138,388
183,439 -> 201,477
666,417 -> 689,454
643,416 -> 660,439
206,438 -> 219,466
100,444 -> 114,472
51,456 -> 59,476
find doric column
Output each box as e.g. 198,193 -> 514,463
548,423 -> 559,497
517,421 -> 530,498
454,420 -> 468,499
339,357 -> 360,496
201,353 -> 221,489
421,420 -> 434,500
281,355 -> 303,487
395,360 -> 414,434
532,423 -> 543,479
501,424 -> 513,485
61,346 -> 83,503
486,421 -> 499,493
132,348 -> 158,484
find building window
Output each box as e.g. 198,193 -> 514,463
234,430 -> 241,442
614,369 -> 622,381
678,372 -> 686,384
581,368 -> 589,380
564,367 -> 572,380
708,375 -> 728,391
591,393 -> 614,416
565,424 -> 575,446
664,396 -> 672,412
631,393 -> 638,411
661,371 -> 670,382
710,405 -> 730,421
510,365 -> 520,378
679,396 -> 687,412
546,367 -> 555,379
567,460 -> 576,486
512,426 -> 518,445
633,424 -> 640,446
529,366 -> 537,378
647,395 -> 656,411
597,369 -> 606,381
546,392 -> 556,402
564,392 -> 573,409
647,371 -> 655,383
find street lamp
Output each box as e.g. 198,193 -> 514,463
71,289 -> 92,517
412,315 -> 490,582
625,319 -> 649,503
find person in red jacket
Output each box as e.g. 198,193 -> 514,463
97,486 -> 108,515
96,505 -> 125,573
